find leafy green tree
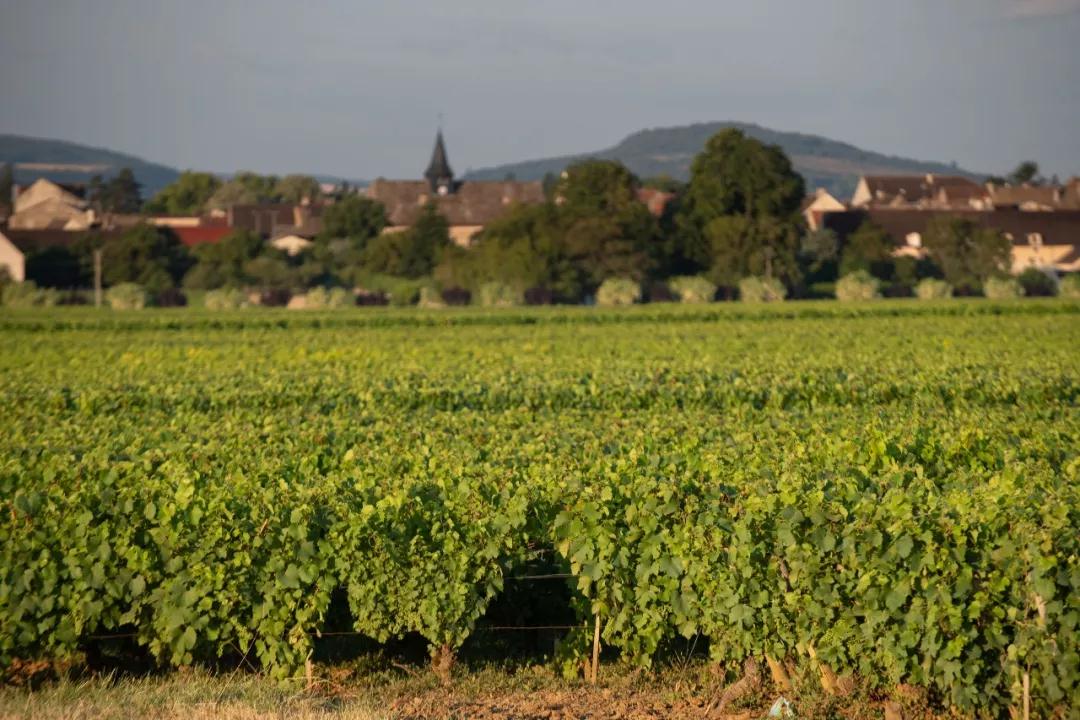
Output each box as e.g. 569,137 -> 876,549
702,215 -> 800,290
90,168 -> 142,214
144,172 -> 221,215
1009,161 -> 1041,186
555,160 -> 657,292
676,129 -> 805,278
320,195 -> 388,248
275,175 -> 322,204
101,224 -> 192,292
183,230 -> 267,289
25,246 -> 85,288
839,221 -> 894,279
205,181 -> 258,210
800,227 -> 839,276
922,216 -> 1012,293
363,203 -> 449,279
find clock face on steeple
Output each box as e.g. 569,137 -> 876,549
425,130 -> 455,194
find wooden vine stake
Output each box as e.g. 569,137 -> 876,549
305,657 -> 314,690
765,654 -> 792,693
590,614 -> 601,685
1022,670 -> 1030,720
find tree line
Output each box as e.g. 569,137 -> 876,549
7,130 -> 1039,305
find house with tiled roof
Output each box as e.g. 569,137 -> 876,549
8,178 -> 96,230
850,174 -> 990,210
367,131 -> 545,247
822,208 -> 1080,274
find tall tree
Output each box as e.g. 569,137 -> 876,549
363,203 -> 449,279
144,172 -> 221,215
676,129 -> 805,279
1009,161 -> 1041,186
320,195 -> 388,249
101,224 -> 193,292
90,168 -> 142,214
183,230 -> 267,289
275,175 -> 322,204
839,221 -> 894,279
922,216 -> 1012,293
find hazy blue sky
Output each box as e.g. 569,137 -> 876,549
1,0 -> 1078,181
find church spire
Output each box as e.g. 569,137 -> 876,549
424,129 -> 454,195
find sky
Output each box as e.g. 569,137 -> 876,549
1,0 -> 1078,181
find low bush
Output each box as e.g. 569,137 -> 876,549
983,276 -> 1023,300
204,288 -> 250,310
1,280 -> 60,308
669,276 -> 717,304
738,276 -> 787,303
304,286 -> 352,309
418,286 -> 445,308
596,277 -> 641,306
835,271 -> 881,301
915,278 -> 953,300
105,282 -> 147,310
476,282 -> 523,307
1060,274 -> 1080,299
1017,268 -> 1058,297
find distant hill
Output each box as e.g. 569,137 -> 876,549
465,121 -> 983,199
0,135 -> 180,196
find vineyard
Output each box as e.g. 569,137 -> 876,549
1,300 -> 1078,716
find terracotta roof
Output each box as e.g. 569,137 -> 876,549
636,188 -> 675,217
367,179 -> 545,226
860,175 -> 987,205
988,184 -> 1063,209
172,225 -> 235,247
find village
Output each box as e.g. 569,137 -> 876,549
2,128 -> 1079,309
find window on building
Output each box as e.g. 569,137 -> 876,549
905,232 -> 922,248
1027,232 -> 1043,249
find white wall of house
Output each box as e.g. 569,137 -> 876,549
0,232 -> 26,282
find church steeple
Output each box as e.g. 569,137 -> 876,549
424,130 -> 454,195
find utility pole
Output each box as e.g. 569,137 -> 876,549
93,249 -> 103,308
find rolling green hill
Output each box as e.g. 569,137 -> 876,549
465,121 -> 982,199
0,134 -> 180,195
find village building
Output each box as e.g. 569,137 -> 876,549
366,131 -> 545,247
821,207 -> 1080,275
7,178 -> 96,230
801,188 -> 847,230
850,174 -> 991,210
0,230 -> 26,282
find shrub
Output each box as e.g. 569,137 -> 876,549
1017,268 -> 1058,297
105,282 -> 147,310
595,277 -> 641,306
440,287 -> 471,306
477,282 -> 522,307
204,288 -> 250,310
1060,274 -> 1080,299
418,286 -> 445,308
669,276 -> 717,304
304,286 -> 352,309
738,276 -> 787,303
1,280 -> 60,308
915,278 -> 953,300
983,276 -> 1023,299
835,271 -> 881,301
